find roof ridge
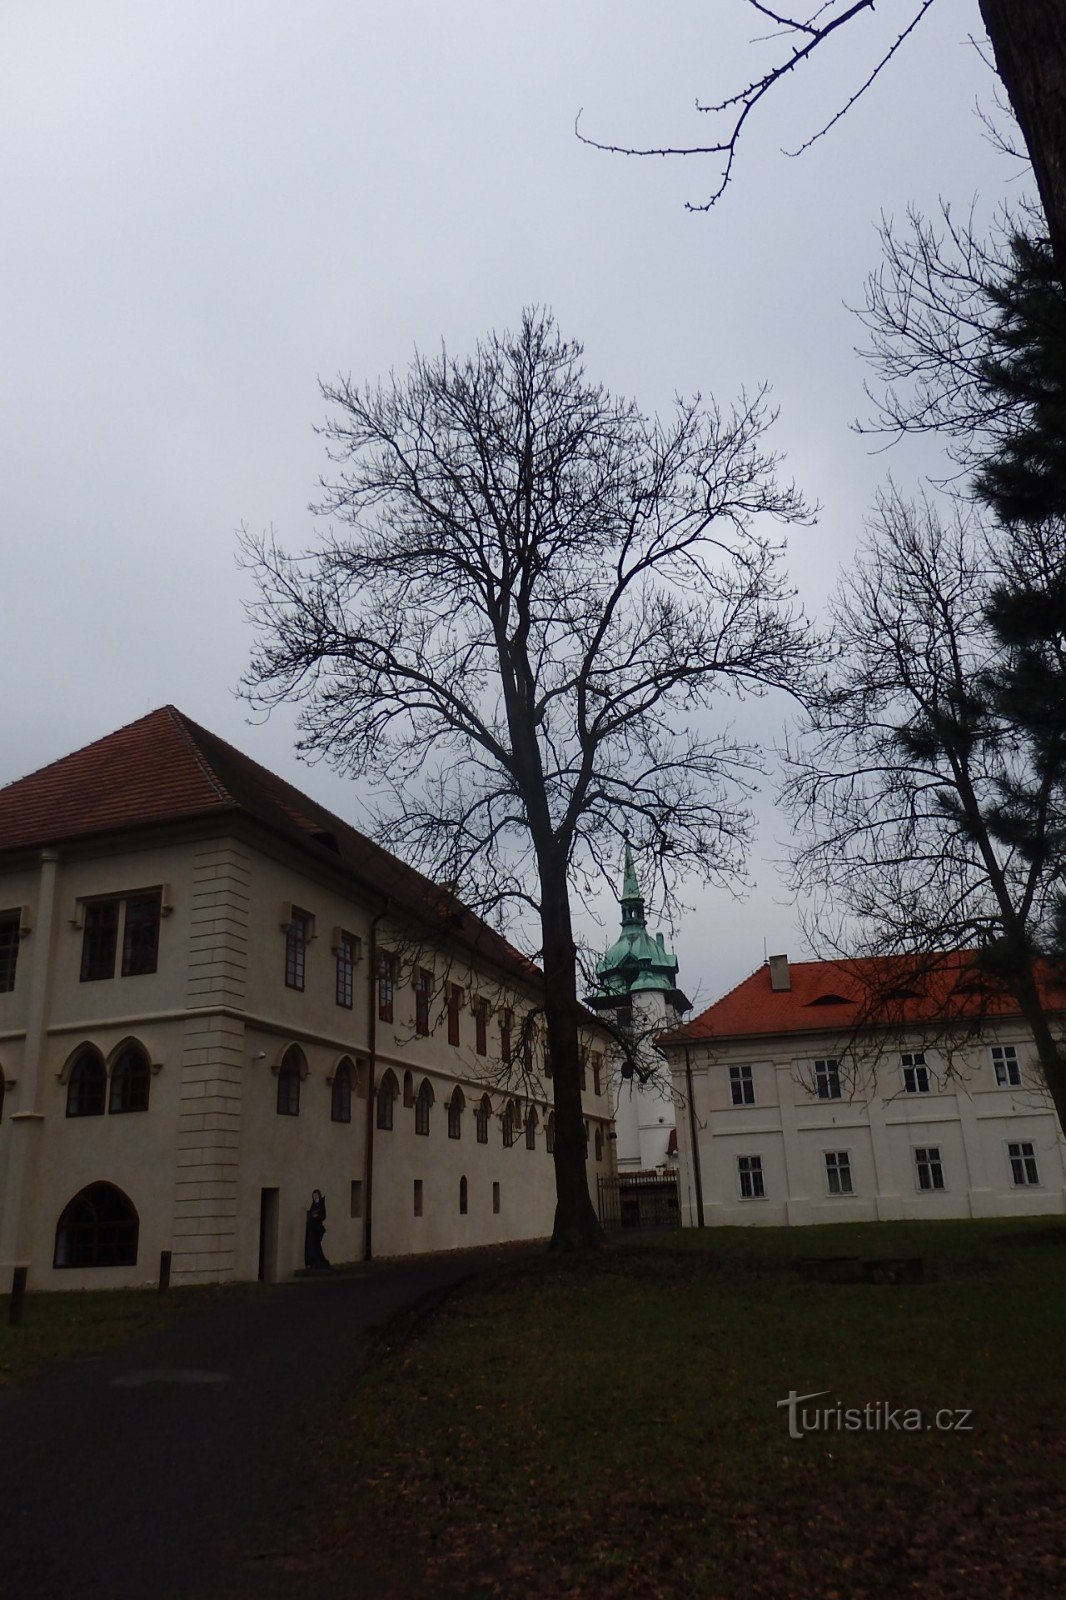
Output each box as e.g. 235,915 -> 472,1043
165,707 -> 234,808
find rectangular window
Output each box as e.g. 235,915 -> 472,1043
738,1155 -> 764,1199
475,999 -> 488,1056
825,1151 -> 853,1195
0,911 -> 20,992
121,892 -> 161,977
492,1181 -> 500,1215
592,1053 -> 603,1096
447,983 -> 461,1047
336,934 -> 356,1009
992,1045 -> 1021,1087
415,969 -> 432,1036
378,952 -> 395,1023
350,1180 -> 363,1218
579,1051 -> 588,1092
915,1146 -> 945,1192
902,1052 -> 930,1094
1008,1141 -> 1040,1187
81,899 -> 120,982
730,1065 -> 755,1106
285,909 -> 310,991
814,1058 -> 841,1101
500,1009 -> 512,1067
413,1179 -> 423,1217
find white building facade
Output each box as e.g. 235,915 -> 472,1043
0,708 -> 614,1290
661,953 -> 1066,1229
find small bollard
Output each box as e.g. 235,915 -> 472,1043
158,1250 -> 172,1293
9,1266 -> 27,1327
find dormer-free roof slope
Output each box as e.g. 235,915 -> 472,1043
0,706 -> 540,986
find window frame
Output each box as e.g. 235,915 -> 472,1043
737,1154 -> 765,1199
475,1095 -> 490,1144
447,1088 -> 463,1140
376,1072 -> 396,1131
1008,1140 -> 1040,1186
121,892 -> 162,978
475,998 -> 488,1056
824,1150 -> 853,1196
335,934 -> 356,1010
447,983 -> 462,1048
0,909 -> 22,992
814,1057 -> 842,1101
414,968 -> 432,1036
730,1065 -> 755,1106
108,1044 -> 151,1114
415,1079 -> 432,1136
284,908 -> 310,992
992,1044 -> 1022,1087
331,1060 -> 353,1124
80,898 -> 121,983
914,1145 -> 945,1192
377,952 -> 396,1023
901,1052 -> 931,1095
66,1047 -> 106,1118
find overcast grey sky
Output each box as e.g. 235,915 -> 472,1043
3,2 -> 1028,1008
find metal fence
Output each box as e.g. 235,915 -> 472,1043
597,1171 -> 680,1231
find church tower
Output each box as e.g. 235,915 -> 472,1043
588,843 -> 689,1171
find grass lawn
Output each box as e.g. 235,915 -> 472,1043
0,1281 -> 259,1387
323,1216 -> 1066,1600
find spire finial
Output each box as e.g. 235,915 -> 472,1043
621,836 -> 642,912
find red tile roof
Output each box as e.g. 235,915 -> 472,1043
661,953 -> 1066,1045
0,706 -> 542,988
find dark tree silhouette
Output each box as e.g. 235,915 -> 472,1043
241,308 -> 817,1249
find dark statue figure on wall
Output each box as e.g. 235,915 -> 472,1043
304,1189 -> 329,1270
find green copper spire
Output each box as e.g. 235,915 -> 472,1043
620,837 -> 644,927
588,840 -> 690,1014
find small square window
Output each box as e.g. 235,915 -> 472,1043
1008,1141 -> 1040,1186
915,1146 -> 944,1191
738,1154 -> 764,1199
992,1045 -> 1021,1087
730,1065 -> 755,1106
825,1150 -> 853,1195
902,1053 -> 930,1094
814,1058 -> 841,1101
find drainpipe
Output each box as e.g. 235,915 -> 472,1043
684,1045 -> 705,1229
363,904 -> 389,1261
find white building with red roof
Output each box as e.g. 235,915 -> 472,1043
0,708 -> 613,1289
659,953 -> 1066,1229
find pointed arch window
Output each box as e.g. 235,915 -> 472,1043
448,1087 -> 464,1140
109,1043 -> 151,1114
415,1079 -> 433,1136
502,1101 -> 516,1148
66,1047 -> 106,1118
475,1094 -> 490,1144
546,1112 -> 555,1155
594,1125 -> 604,1163
54,1183 -> 138,1268
377,1070 -> 397,1131
276,1047 -> 303,1116
332,1059 -> 353,1124
525,1107 -> 538,1150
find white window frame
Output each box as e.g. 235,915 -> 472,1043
824,1150 -> 854,1196
901,1052 -> 931,1095
1007,1140 -> 1040,1187
914,1145 -> 945,1192
991,1044 -> 1022,1088
737,1154 -> 765,1199
814,1058 -> 842,1101
730,1065 -> 755,1106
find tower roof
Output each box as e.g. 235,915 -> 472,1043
589,844 -> 689,1010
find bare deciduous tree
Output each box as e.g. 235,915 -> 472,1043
241,308 -> 817,1249
578,2 -> 1066,284
783,487 -> 1066,1133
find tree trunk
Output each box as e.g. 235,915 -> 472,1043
1005,955 -> 1066,1138
538,860 -> 605,1251
979,0 -> 1066,283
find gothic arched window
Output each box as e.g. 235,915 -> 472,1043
54,1183 -> 139,1268
66,1047 -> 106,1118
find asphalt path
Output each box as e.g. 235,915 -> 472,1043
0,1249 -> 528,1600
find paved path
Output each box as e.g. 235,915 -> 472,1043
1,1250 -> 526,1599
